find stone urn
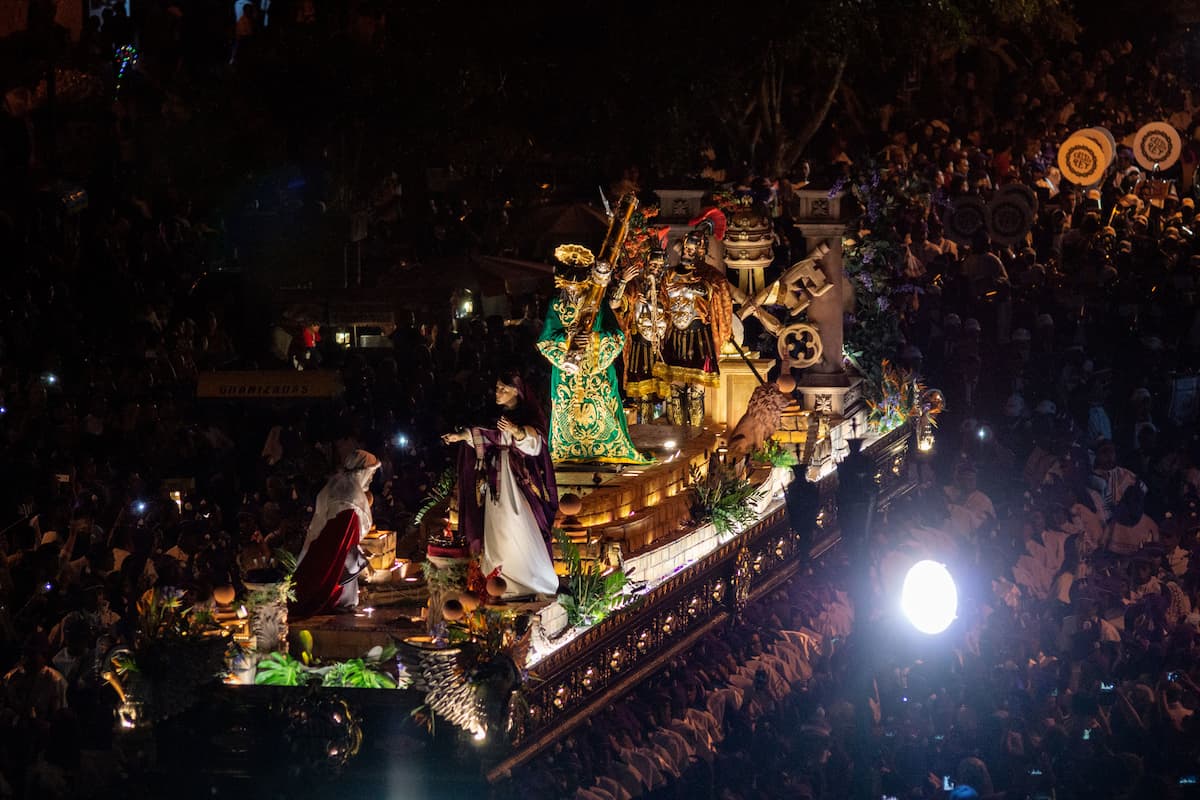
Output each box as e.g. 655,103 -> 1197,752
723,204 -> 775,295
424,549 -> 470,633
244,568 -> 290,655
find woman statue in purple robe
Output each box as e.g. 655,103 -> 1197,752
441,370 -> 559,597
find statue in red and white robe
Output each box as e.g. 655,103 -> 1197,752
290,450 -> 380,619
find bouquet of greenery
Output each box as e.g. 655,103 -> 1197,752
105,587 -> 231,722
751,438 -> 799,469
255,641 -> 398,689
689,465 -> 763,537
555,530 -> 628,628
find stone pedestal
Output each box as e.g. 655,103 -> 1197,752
705,353 -> 774,430
795,374 -> 859,416
654,189 -> 708,258
653,189 -> 706,223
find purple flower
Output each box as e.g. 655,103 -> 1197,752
877,297 -> 890,312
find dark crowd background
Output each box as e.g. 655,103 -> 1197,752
3,2 -> 1200,799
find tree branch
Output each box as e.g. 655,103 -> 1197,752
778,53 -> 847,174
758,70 -> 773,134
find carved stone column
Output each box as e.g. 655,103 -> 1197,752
791,190 -> 855,417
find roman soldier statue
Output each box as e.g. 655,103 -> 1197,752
610,233 -> 670,423
655,208 -> 734,426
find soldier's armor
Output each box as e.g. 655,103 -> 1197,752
665,274 -> 706,330
633,294 -> 669,342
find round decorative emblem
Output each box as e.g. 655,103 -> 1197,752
946,195 -> 986,245
985,196 -> 1034,245
997,183 -> 1038,217
1133,122 -> 1181,171
1080,127 -> 1115,171
1057,134 -> 1105,186
777,321 -> 823,370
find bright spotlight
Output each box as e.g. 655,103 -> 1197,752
663,440 -> 677,450
901,560 -> 957,635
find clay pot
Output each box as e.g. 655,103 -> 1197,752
559,493 -> 583,517
213,585 -> 236,606
458,593 -> 481,613
442,598 -> 465,621
486,576 -> 508,598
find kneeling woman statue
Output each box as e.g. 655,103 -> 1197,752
442,370 -> 560,598
290,450 -> 380,618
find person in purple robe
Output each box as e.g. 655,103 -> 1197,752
442,370 -> 559,597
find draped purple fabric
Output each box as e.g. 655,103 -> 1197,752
455,398 -> 558,559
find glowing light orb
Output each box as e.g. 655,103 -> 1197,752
900,560 -> 957,635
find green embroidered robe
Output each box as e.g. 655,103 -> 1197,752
537,295 -> 649,464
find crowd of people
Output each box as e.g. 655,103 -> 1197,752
3,1 -> 1200,798
505,30 -> 1200,800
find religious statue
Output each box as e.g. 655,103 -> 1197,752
610,241 -> 670,423
441,370 -> 559,597
537,243 -> 649,464
290,450 -> 380,618
655,208 -> 734,426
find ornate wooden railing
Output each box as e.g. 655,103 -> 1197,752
490,504 -> 796,781
487,423 -> 915,781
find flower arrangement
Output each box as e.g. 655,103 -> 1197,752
104,587 -> 231,723
422,558 -> 469,594
842,161 -> 933,389
711,189 -> 754,217
445,605 -> 530,665
619,205 -> 668,274
865,360 -> 940,434
253,644 -> 398,689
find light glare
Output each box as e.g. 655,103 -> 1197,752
901,560 -> 957,635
